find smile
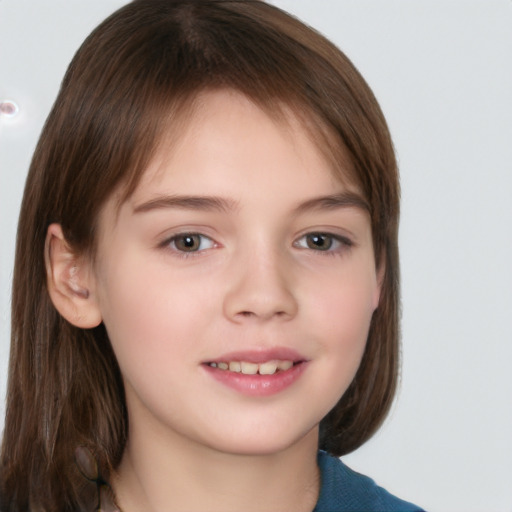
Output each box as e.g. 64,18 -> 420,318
203,349 -> 308,397
207,360 -> 294,375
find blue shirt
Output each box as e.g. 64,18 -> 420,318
314,451 -> 424,511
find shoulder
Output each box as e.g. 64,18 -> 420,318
314,451 -> 425,512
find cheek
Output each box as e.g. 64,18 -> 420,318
310,265 -> 378,340
305,267 -> 377,389
322,289 -> 373,373
96,259 -> 214,379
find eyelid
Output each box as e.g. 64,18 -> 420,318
159,231 -> 218,256
157,228 -> 354,258
293,231 -> 354,253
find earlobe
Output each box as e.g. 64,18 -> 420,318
45,223 -> 102,329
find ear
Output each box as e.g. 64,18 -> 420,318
45,223 -> 102,329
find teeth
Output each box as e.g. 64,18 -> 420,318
259,361 -> 278,375
277,360 -> 293,371
229,361 -> 241,372
209,360 -> 295,375
240,362 -> 259,375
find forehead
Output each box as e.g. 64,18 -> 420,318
129,90 -> 358,202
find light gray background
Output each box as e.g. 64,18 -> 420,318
1,1 -> 511,510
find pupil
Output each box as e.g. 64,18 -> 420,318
178,235 -> 199,251
309,234 -> 331,250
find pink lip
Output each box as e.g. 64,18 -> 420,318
207,347 -> 306,364
202,347 -> 309,397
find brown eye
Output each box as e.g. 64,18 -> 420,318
169,234 -> 214,252
294,232 -> 352,254
305,233 -> 334,251
174,235 -> 201,251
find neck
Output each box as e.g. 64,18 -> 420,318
112,425 -> 320,512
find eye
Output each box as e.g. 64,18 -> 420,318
294,232 -> 352,252
167,233 -> 215,253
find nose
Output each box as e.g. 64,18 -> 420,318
222,246 -> 298,323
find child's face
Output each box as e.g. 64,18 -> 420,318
90,90 -> 381,455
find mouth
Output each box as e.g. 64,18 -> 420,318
205,359 -> 299,376
202,350 -> 308,396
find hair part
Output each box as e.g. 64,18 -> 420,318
1,1 -> 400,509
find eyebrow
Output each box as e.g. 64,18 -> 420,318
133,192 -> 369,215
293,192 -> 370,214
133,195 -> 239,214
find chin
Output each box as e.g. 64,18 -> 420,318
203,425 -> 319,457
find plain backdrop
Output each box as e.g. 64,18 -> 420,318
1,1 -> 511,511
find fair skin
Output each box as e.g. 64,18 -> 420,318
47,90 -> 382,512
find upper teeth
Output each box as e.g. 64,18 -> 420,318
209,360 -> 294,375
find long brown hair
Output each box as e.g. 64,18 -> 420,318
1,1 -> 400,510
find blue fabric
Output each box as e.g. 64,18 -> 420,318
314,451 -> 424,512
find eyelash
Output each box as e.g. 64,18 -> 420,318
161,232 -> 217,259
161,231 -> 353,258
293,232 -> 354,256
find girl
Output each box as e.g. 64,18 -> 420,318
0,1 -> 423,511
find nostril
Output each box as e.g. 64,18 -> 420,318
238,309 -> 288,316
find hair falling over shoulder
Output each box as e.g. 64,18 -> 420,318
0,1 -> 400,510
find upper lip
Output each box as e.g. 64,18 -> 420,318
205,347 -> 307,364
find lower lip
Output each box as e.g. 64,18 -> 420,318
203,362 -> 308,397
